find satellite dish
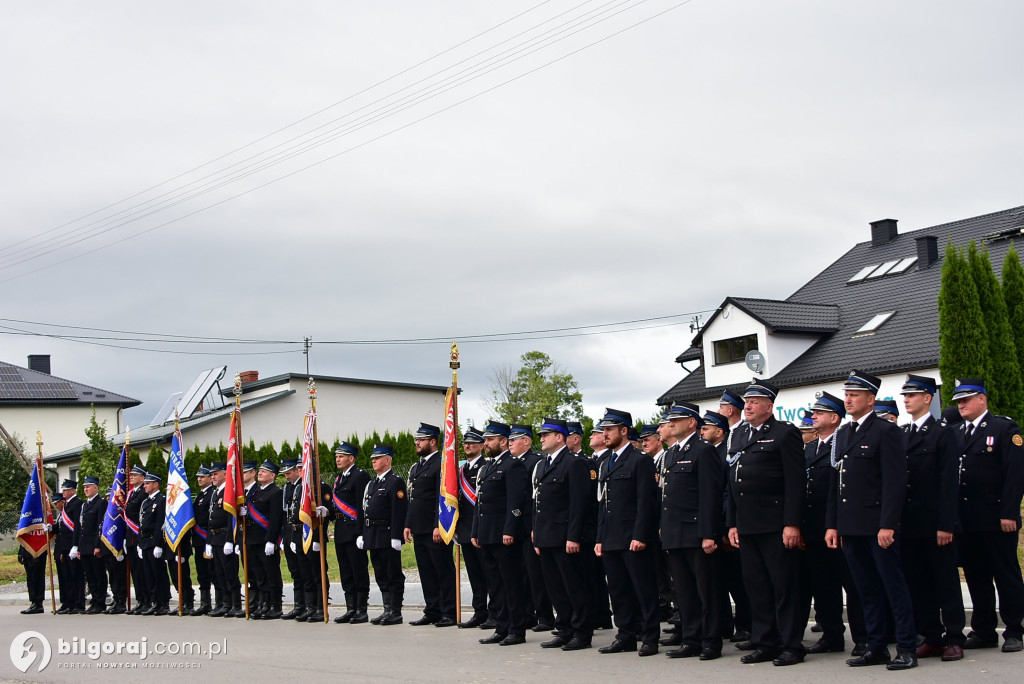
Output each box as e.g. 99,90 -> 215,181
745,350 -> 766,374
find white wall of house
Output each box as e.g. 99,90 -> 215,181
701,306 -> 766,388
1,405 -> 123,456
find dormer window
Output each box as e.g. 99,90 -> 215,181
713,334 -> 758,365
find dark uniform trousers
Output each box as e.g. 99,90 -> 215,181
125,486 -> 147,605
364,471 -> 409,602
956,413 -> 1024,642
716,438 -> 750,636
457,459 -> 489,620
833,413 -> 916,653
209,484 -> 241,597
139,493 -> 170,606
103,550 -> 127,604
282,480 -> 301,598
76,496 -> 106,610
727,418 -> 806,653
584,450 -> 611,629
520,451 -> 553,626
55,498 -> 84,610
167,539 -> 194,607
192,485 -> 214,597
533,449 -> 592,640
473,451 -> 529,638
667,549 -> 727,646
899,416 -> 965,647
598,445 -> 660,646
20,548 -> 48,604
333,468 -> 371,597
407,455 -> 456,621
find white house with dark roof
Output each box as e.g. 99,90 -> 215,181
659,205 -> 1024,423
0,355 -> 139,462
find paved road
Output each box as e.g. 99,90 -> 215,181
2,606 -> 1021,684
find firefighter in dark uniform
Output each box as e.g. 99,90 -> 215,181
240,460 -> 260,605
404,422 -> 457,627
280,459 -> 305,619
96,484 -> 127,615
18,501 -> 51,615
189,465 -> 214,615
124,465 -> 148,613
896,374 -> 966,660
533,418 -> 593,651
206,462 -> 244,618
660,403 -> 727,660
473,421 -> 530,646
801,392 -> 865,655
165,515 -> 194,615
584,423 -> 613,631
331,442 -> 371,624
456,427 -> 491,628
137,472 -> 170,615
718,389 -> 752,643
726,379 -> 806,666
508,423 -> 555,632
71,476 -> 106,614
359,444 -> 408,625
245,460 -> 284,620
952,378 -> 1024,653
595,408 -> 660,657
291,457 -> 334,623
49,494 -> 69,613
826,370 -> 916,670
56,480 -> 85,613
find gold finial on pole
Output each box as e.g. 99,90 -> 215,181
308,376 -> 317,400
36,430 -> 43,451
449,341 -> 460,382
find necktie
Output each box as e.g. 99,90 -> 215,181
910,424 -> 918,436
965,423 -> 975,438
546,455 -> 553,469
609,451 -> 618,471
816,439 -> 829,458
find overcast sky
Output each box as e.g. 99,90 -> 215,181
2,1 -> 1022,439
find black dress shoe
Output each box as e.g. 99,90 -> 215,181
850,643 -> 866,657
699,647 -> 721,661
739,649 -> 779,664
542,636 -> 570,648
666,644 -> 700,658
87,604 -> 105,614
964,632 -> 999,649
638,643 -> 658,657
458,615 -> 485,629
659,633 -> 682,646
532,623 -> 554,633
663,624 -> 679,634
773,650 -> 805,666
561,637 -> 592,651
886,651 -> 917,670
598,638 -> 637,654
21,603 -> 44,615
479,619 -> 498,630
597,618 -> 614,630
434,617 -> 457,628
499,634 -> 526,646
734,640 -> 755,651
1003,637 -> 1024,653
479,632 -> 507,644
730,630 -> 750,642
409,615 -> 440,626
847,648 -> 891,666
806,637 -> 845,654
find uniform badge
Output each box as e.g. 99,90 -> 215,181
590,470 -> 597,480
654,473 -> 660,484
512,509 -> 521,517
1014,434 -> 1023,447
396,490 -> 405,499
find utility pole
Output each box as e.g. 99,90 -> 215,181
303,336 -> 312,375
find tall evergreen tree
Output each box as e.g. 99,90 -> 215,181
968,241 -> 1023,417
938,243 -> 989,408
1002,242 -> 1024,419
144,443 -> 169,484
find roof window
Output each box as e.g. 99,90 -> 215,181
853,311 -> 895,337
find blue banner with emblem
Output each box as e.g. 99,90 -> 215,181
163,429 -> 195,552
100,445 -> 128,558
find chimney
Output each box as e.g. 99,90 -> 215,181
27,355 -> 51,375
239,370 -> 259,384
915,235 -> 938,268
870,218 -> 898,246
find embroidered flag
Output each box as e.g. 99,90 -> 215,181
299,411 -> 317,552
163,428 -> 195,552
100,445 -> 128,558
224,408 -> 245,539
16,462 -> 53,558
438,386 -> 459,544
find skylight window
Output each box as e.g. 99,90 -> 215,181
888,256 -> 918,274
854,311 -> 895,336
847,265 -> 878,283
866,260 -> 900,279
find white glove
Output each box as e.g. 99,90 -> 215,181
223,542 -> 234,555
176,553 -> 184,562
312,542 -> 320,552
137,546 -> 143,559
290,542 -> 296,553
204,544 -> 213,559
391,539 -> 402,551
116,554 -> 125,562
356,536 -> 364,550
234,544 -> 241,556
44,523 -> 52,533
264,542 -> 274,556
153,547 -> 163,559
70,546 -> 79,559
315,506 -> 328,518
240,505 -> 248,516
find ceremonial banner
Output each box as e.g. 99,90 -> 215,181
100,445 -> 128,558
299,411 -> 317,553
224,408 -> 245,538
15,462 -> 53,558
163,429 -> 195,552
438,386 -> 459,544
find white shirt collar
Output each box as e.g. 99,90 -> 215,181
466,454 -> 482,467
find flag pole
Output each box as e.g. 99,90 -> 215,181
36,431 -> 57,614
449,342 -> 462,624
174,412 -> 184,617
233,375 -> 251,620
123,426 -> 133,613
309,378 -> 329,623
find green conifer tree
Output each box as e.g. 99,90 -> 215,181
968,241 -> 1023,416
938,243 -> 990,408
1002,242 -> 1024,421
144,443 -> 169,484
77,407 -> 120,497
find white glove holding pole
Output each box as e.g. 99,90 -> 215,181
264,542 -> 274,556
137,546 -> 143,559
70,546 -> 79,559
44,523 -> 52,533
235,544 -> 241,556
240,505 -> 247,517
290,542 -> 296,553
153,547 -> 163,559
315,506 -> 328,518
204,544 -> 213,559
312,542 -> 320,552
391,539 -> 402,551
116,554 -> 125,562
223,542 -> 234,555
356,536 -> 364,550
